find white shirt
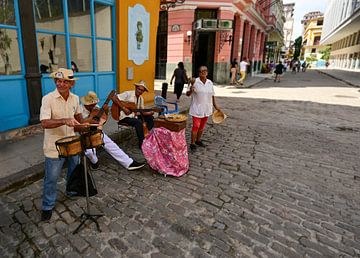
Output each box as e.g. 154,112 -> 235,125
240,61 -> 248,72
189,78 -> 215,118
40,89 -> 81,158
117,90 -> 144,120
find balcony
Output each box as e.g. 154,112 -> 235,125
266,14 -> 276,30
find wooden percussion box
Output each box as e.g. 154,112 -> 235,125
154,118 -> 187,132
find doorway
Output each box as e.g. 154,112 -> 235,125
192,32 -> 215,80
155,11 -> 168,79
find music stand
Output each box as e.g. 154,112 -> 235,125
73,147 -> 103,234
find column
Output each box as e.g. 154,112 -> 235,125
242,21 -> 251,60
19,0 -> 42,124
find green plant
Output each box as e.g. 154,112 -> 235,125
319,46 -> 331,61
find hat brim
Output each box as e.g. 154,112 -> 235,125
212,110 -> 227,124
50,72 -> 79,81
80,96 -> 99,105
134,83 -> 149,92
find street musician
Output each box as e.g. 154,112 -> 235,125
111,80 -> 154,148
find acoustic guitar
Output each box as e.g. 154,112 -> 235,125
75,90 -> 116,132
110,96 -> 163,121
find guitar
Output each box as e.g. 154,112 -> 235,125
75,90 -> 116,132
110,97 -> 163,121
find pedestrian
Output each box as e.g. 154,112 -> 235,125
230,58 -> 238,85
80,91 -> 146,171
283,61 -> 288,72
291,60 -> 297,74
112,80 -> 154,148
170,62 -> 188,102
238,57 -> 249,86
296,61 -> 301,73
274,61 -> 284,83
301,61 -> 307,72
186,66 -> 221,151
39,68 -> 82,221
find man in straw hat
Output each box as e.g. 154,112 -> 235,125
39,68 -> 82,221
80,91 -> 146,170
186,66 -> 222,151
112,80 -> 154,148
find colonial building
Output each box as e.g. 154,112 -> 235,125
301,14 -> 327,66
156,0 -> 276,84
321,0 -> 360,70
282,2 -> 295,59
0,0 -> 161,132
266,0 -> 285,63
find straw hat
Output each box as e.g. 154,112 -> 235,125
50,68 -> 78,81
212,109 -> 227,124
134,80 -> 149,92
80,91 -> 100,105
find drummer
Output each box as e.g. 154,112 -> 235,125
39,68 -> 83,221
80,91 -> 146,170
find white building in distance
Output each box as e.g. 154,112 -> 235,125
282,3 -> 295,58
321,0 -> 360,70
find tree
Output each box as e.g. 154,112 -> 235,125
293,36 -> 302,60
319,46 -> 331,61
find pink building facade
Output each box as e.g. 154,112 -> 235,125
158,0 -> 273,83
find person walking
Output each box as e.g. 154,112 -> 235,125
238,57 -> 249,86
170,62 -> 188,102
230,58 -> 238,85
39,68 -> 82,221
186,66 -> 221,151
274,61 -> 284,83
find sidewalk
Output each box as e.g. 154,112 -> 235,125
155,72 -> 270,93
316,68 -> 360,87
0,92 -> 191,193
0,73 -> 270,193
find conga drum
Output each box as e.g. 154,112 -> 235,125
55,136 -> 83,158
81,130 -> 104,149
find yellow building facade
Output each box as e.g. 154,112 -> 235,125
301,16 -> 327,62
116,1 -> 160,103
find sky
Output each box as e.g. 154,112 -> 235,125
283,0 -> 327,40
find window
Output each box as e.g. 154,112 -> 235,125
311,48 -> 316,53
95,3 -> 113,71
313,36 -> 321,46
34,0 -> 64,32
316,19 -> 323,26
37,33 -> 66,72
34,0 -> 114,73
0,0 -> 21,75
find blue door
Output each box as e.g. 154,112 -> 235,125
34,0 -> 116,105
0,0 -> 28,132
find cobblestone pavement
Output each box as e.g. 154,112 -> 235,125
1,71 -> 360,257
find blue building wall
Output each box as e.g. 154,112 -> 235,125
0,0 -> 116,132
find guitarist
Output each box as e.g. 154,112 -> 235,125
80,91 -> 146,170
112,80 -> 154,148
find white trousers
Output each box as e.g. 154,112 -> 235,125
85,133 -> 133,169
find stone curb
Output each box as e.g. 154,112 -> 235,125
0,129 -> 131,194
0,163 -> 44,194
317,69 -> 359,87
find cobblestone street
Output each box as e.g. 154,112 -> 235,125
1,70 -> 360,257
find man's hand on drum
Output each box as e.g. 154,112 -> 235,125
64,118 -> 80,127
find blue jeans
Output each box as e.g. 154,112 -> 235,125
42,155 -> 79,211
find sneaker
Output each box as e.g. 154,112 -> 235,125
66,191 -> 81,197
195,141 -> 206,147
90,161 -> 99,169
128,160 -> 146,171
190,144 -> 197,151
41,210 -> 52,221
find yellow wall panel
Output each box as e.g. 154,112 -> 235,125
116,1 -> 160,104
